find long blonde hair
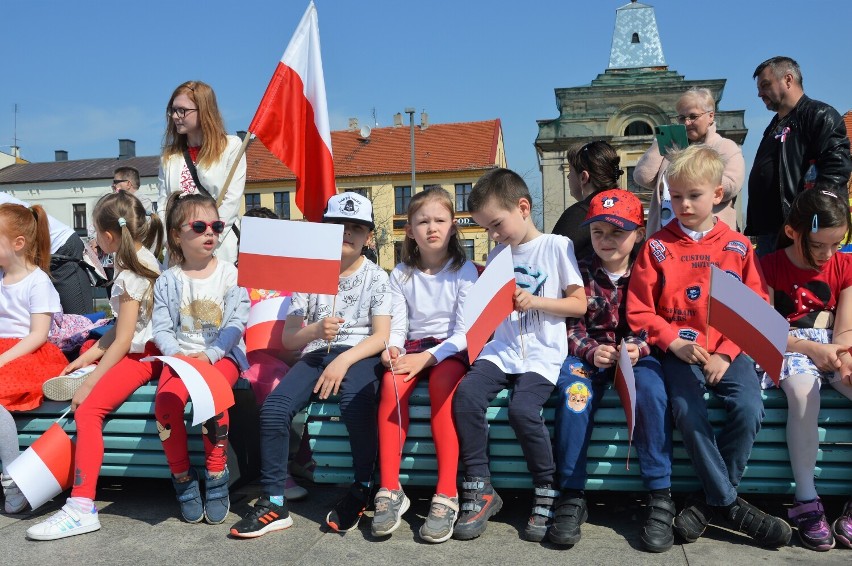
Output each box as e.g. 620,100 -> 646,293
93,192 -> 162,305
162,80 -> 227,169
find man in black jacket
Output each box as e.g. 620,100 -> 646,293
745,56 -> 851,256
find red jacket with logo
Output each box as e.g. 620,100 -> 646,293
626,221 -> 768,359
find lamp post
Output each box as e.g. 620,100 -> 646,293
405,107 -> 416,194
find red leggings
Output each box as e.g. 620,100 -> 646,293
71,342 -> 162,500
378,358 -> 466,496
154,357 -> 240,476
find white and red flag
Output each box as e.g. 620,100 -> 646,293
143,356 -> 235,426
7,423 -> 75,510
463,246 -> 516,364
708,265 -> 789,385
246,295 -> 293,353
249,1 -> 336,222
238,216 -> 342,294
613,339 -> 636,469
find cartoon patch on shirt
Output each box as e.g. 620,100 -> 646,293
564,380 -> 592,414
649,240 -> 668,263
725,270 -> 742,282
685,286 -> 701,301
678,328 -> 699,342
723,240 -> 748,257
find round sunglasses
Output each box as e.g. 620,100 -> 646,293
183,220 -> 226,234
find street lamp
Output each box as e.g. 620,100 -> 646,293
405,107 -> 416,193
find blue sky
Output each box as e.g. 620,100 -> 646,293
2,0 -> 850,209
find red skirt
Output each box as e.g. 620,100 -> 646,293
0,338 -> 68,411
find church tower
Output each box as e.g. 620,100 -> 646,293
535,1 -> 747,231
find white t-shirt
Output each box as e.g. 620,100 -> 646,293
388,259 -> 478,363
172,259 -> 237,354
477,234 -> 583,384
0,268 -> 62,338
111,247 -> 161,353
0,192 -> 76,254
288,257 -> 391,354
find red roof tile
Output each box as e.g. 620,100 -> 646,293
845,111 -> 852,146
247,119 -> 502,182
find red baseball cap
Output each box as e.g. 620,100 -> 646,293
581,189 -> 644,230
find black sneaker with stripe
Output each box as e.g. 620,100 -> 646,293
229,497 -> 293,538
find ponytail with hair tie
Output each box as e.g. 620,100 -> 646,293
118,217 -> 127,228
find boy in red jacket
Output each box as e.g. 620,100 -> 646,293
627,145 -> 792,548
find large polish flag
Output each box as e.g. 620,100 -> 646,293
463,246 -> 516,364
238,216 -> 342,294
708,265 -> 789,385
613,339 -> 636,469
7,423 -> 75,510
249,1 -> 336,222
143,356 -> 235,426
246,295 -> 293,352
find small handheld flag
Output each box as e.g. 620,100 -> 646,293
463,246 -> 516,364
142,356 -> 235,426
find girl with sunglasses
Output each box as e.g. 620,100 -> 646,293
152,192 -> 249,525
157,80 -> 246,265
28,191 -> 164,540
551,140 -> 624,260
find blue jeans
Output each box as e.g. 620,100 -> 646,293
554,355 -> 672,491
661,352 -> 764,506
259,347 -> 382,496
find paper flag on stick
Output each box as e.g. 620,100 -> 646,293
7,423 -> 75,510
238,217 -> 342,295
463,246 -> 516,364
708,266 -> 789,385
246,296 -> 292,352
613,339 -> 637,470
143,356 -> 235,426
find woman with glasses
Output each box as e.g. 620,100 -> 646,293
157,81 -> 246,265
551,141 -> 625,260
634,87 -> 745,234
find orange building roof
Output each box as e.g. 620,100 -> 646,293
247,119 -> 502,182
845,110 -> 852,146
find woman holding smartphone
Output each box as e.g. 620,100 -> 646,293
633,87 -> 745,234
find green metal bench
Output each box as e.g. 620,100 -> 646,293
12,379 -> 260,482
306,384 -> 852,495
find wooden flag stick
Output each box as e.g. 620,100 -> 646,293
215,132 -> 253,208
384,341 -> 404,456
517,317 -> 526,359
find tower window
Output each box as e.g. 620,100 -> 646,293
631,32 -> 640,43
624,121 -> 653,136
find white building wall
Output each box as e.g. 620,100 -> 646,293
0,177 -> 158,230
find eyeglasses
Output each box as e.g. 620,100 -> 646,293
167,107 -> 198,118
675,111 -> 710,124
111,179 -> 130,187
183,220 -> 225,234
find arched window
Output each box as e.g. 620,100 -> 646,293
631,32 -> 640,44
624,121 -> 653,136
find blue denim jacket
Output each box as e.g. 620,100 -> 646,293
152,267 -> 250,371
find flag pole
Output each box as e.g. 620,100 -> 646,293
327,295 -> 337,353
215,132 -> 253,208
706,268 -> 712,352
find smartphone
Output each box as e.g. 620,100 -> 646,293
655,124 -> 688,157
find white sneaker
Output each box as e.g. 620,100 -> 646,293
26,503 -> 101,540
1,474 -> 27,514
42,365 -> 97,401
